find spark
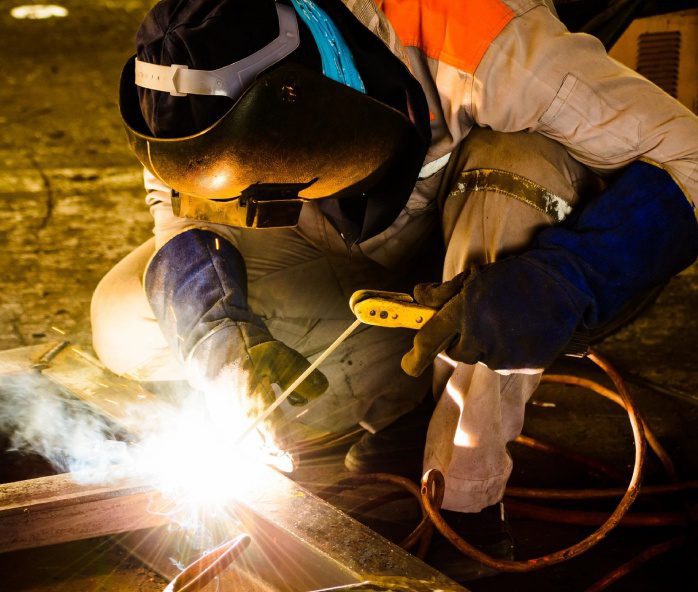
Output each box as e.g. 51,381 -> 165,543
50,326 -> 66,335
70,347 -> 105,368
215,237 -> 220,251
14,350 -> 292,530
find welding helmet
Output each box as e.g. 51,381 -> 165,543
119,0 -> 430,243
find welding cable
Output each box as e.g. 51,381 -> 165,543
541,374 -> 677,480
513,434 -> 627,483
598,362 -> 697,408
349,489 -> 412,514
584,536 -> 686,592
326,348 -> 692,575
503,499 -> 686,527
505,480 -> 698,500
319,472 -> 434,558
419,348 -> 648,572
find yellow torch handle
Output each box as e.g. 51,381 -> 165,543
350,290 -> 436,330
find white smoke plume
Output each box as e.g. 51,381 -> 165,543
0,374 -> 131,479
0,366 -> 297,565
0,368 -> 288,511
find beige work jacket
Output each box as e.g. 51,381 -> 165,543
145,0 -> 698,269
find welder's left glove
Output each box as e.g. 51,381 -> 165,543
188,318 -> 329,411
402,161 -> 698,376
401,261 -> 582,375
144,229 -> 328,413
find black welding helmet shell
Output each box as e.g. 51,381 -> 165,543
119,1 -> 430,241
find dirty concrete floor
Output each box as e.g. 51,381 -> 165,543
0,2 -> 696,591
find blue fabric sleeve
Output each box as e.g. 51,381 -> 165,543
144,229 -> 267,359
525,160 -> 697,329
456,161 -> 697,370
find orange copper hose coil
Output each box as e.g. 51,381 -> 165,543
513,434 -> 626,483
503,499 -> 686,527
328,348 -> 692,581
419,348 -> 648,572
505,480 -> 698,500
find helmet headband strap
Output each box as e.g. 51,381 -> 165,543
134,3 -> 300,98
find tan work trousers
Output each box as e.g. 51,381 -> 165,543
91,128 -> 594,511
91,228 -> 433,438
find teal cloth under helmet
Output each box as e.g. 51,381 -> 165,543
290,0 -> 366,93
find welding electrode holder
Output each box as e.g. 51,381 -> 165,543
350,289 -> 590,359
350,290 -> 436,330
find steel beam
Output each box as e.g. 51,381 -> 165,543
0,472 -> 168,553
0,344 -> 466,591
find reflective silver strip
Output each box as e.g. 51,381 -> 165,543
134,4 -> 300,98
455,168 -> 573,222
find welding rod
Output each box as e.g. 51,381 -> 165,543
236,319 -> 362,444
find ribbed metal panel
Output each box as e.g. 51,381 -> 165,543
636,31 -> 681,98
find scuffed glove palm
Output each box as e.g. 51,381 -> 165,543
247,335 -> 329,409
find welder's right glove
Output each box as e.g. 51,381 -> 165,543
144,229 -> 328,412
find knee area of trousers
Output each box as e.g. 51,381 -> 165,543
90,270 -> 145,375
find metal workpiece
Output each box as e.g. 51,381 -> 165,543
124,465 -> 466,591
0,343 -> 466,591
312,580 -> 462,591
0,341 -> 67,376
228,459 -> 465,591
0,472 -> 170,554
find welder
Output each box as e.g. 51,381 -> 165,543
91,0 -> 698,580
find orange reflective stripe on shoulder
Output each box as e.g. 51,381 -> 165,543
377,0 -> 514,73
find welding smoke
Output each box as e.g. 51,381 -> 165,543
0,364 -> 289,513
0,374 -> 130,480
0,363 -> 296,565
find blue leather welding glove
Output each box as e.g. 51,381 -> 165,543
145,229 -> 328,409
402,161 -> 698,375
